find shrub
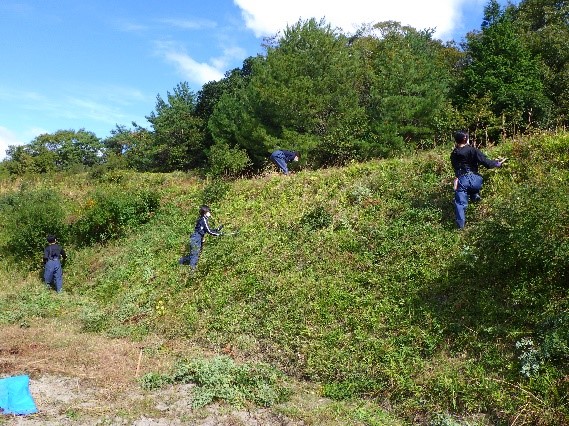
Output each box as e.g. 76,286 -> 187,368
300,205 -> 332,230
538,312 -> 569,363
1,189 -> 68,260
201,180 -> 230,204
71,189 -> 159,246
140,356 -> 290,409
206,143 -> 252,177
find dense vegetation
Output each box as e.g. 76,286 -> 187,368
3,0 -> 569,177
0,132 -> 567,424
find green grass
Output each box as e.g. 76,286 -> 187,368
1,132 -> 568,424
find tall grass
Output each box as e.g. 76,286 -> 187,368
0,132 -> 567,424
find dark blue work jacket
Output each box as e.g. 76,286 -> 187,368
450,144 -> 499,177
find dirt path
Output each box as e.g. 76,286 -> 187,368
0,320 -> 305,425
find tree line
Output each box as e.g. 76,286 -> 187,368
3,0 -> 568,177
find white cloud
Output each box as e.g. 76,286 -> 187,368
233,0 -> 473,40
0,126 -> 25,160
211,46 -> 247,71
156,42 -> 225,86
159,18 -> 218,30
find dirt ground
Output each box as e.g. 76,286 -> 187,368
0,319 -> 305,425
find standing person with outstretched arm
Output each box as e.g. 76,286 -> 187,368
179,205 -> 223,269
450,131 -> 505,229
270,150 -> 300,175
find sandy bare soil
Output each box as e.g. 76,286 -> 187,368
0,320 -> 304,425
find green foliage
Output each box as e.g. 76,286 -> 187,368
4,129 -> 103,175
538,312 -> 569,362
206,142 -> 252,177
201,179 -> 230,204
300,205 -> 332,230
516,337 -> 541,378
0,189 -> 68,260
71,188 -> 159,246
146,82 -> 206,171
140,356 -> 290,409
79,304 -> 109,333
456,2 -> 552,136
103,125 -> 159,172
2,132 -> 568,424
515,0 -> 569,125
367,22 -> 454,152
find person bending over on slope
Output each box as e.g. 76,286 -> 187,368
270,149 -> 300,175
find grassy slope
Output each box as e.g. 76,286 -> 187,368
1,132 -> 568,425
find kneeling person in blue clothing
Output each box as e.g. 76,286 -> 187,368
179,205 -> 223,269
43,235 -> 67,292
270,149 -> 300,175
450,131 -> 505,229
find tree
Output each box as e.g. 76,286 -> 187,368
455,0 -> 551,139
146,82 -> 206,171
514,0 -> 569,125
102,123 -> 156,171
5,129 -> 102,174
362,22 -> 456,153
212,18 -> 370,167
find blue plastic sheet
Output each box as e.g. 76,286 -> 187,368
0,375 -> 38,415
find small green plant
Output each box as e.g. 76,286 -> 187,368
300,205 -> 332,230
348,184 -> 373,204
140,356 -> 290,409
538,312 -> 569,362
516,337 -> 541,378
139,372 -> 169,390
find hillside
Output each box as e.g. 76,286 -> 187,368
0,132 -> 567,425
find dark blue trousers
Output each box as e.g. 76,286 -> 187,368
44,259 -> 63,292
454,173 -> 483,229
179,234 -> 202,268
270,151 -> 289,174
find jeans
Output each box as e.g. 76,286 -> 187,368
270,151 -> 289,174
454,173 -> 483,229
179,234 -> 202,268
44,259 -> 63,292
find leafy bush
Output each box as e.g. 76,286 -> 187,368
201,179 -> 230,204
206,142 -> 252,177
538,312 -> 569,362
140,356 -> 290,409
516,338 -> 542,378
300,205 -> 332,230
347,184 -> 373,204
71,188 -> 159,246
1,189 -> 68,260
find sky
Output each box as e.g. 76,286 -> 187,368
0,0 -> 517,159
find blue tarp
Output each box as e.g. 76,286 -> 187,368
0,375 -> 38,415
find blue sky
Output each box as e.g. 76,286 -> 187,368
0,0 -> 517,159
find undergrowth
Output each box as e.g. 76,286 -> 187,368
140,355 -> 291,409
0,132 -> 567,424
